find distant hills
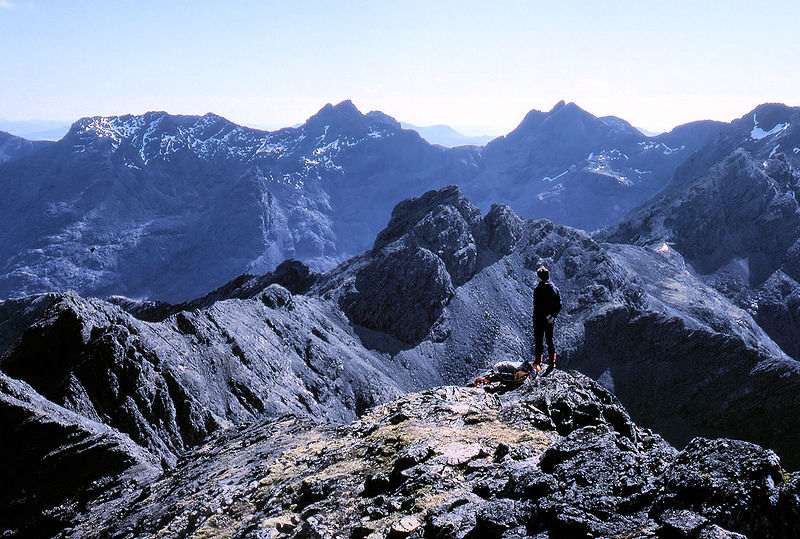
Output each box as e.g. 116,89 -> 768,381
0,119 -> 70,141
400,122 -> 494,147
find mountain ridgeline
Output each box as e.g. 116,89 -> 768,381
2,185 -> 800,536
0,100 -> 725,302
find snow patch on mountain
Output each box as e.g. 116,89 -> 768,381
68,112 -> 397,180
541,169 -> 569,182
537,182 -> 565,200
637,140 -> 685,155
584,150 -> 631,184
750,113 -> 789,140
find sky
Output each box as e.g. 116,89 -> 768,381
1,0 -> 799,135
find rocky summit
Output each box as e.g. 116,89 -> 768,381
24,372 -> 800,539
2,185 -> 800,537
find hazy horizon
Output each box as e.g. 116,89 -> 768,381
2,1 -> 799,134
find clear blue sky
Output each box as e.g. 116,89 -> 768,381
1,0 -> 798,134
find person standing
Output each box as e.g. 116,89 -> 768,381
532,266 -> 561,373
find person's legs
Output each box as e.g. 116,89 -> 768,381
533,322 -> 544,366
545,322 -> 556,366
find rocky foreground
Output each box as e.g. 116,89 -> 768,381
47,371 -> 800,539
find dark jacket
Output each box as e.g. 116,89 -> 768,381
533,281 -> 562,322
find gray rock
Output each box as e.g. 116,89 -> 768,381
657,509 -> 708,537
260,283 -> 294,309
339,244 -> 454,344
0,291 -> 416,466
0,373 -> 159,536
653,437 -> 788,537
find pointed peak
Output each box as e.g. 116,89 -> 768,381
547,101 -> 590,118
509,101 -> 595,137
373,185 -> 479,250
332,99 -> 360,114
306,100 -> 366,127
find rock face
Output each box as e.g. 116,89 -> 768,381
339,245 -> 454,345
0,289 -> 420,467
603,103 -> 800,363
324,187 -> 523,345
55,372 -> 800,538
0,373 -> 159,537
0,100 -> 722,302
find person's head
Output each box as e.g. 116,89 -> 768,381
537,266 -> 550,282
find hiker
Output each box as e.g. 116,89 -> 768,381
532,266 -> 561,373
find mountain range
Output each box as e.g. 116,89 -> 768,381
2,185 -> 799,536
0,99 -> 728,302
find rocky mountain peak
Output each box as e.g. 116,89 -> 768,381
731,103 -> 799,152
302,100 -> 404,142
547,103 -> 636,142
306,99 -> 365,125
333,98 -> 359,113
503,101 -> 590,138
501,100 -> 639,146
64,111 -> 243,153
600,114 -> 642,136
373,185 -> 481,251
549,99 -> 568,112
746,102 -> 796,125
